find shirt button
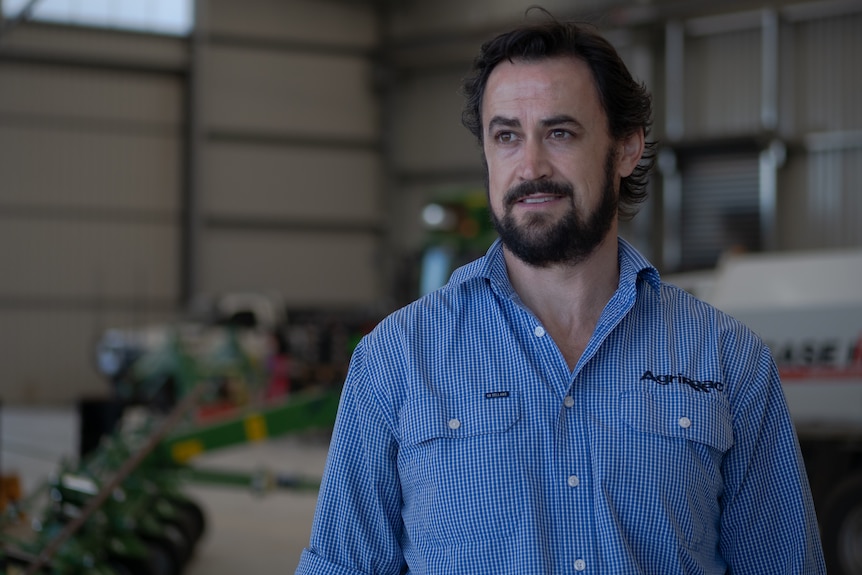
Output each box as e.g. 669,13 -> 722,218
574,559 -> 586,571
567,475 -> 580,488
678,416 -> 692,429
563,395 -> 575,408
534,325 -> 546,337
448,418 -> 461,430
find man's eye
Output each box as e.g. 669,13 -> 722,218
496,132 -> 515,143
550,129 -> 570,139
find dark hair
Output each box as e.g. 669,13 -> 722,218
461,17 -> 655,218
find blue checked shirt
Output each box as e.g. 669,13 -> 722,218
296,238 -> 825,574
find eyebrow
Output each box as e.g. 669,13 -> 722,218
487,115 -> 520,132
486,114 -> 584,133
540,114 -> 583,130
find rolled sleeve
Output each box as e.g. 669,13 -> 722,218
295,548 -> 373,575
295,340 -> 406,575
719,347 -> 826,573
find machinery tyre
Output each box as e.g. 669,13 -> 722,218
141,533 -> 186,575
170,498 -> 206,543
108,562 -> 136,575
162,520 -> 194,565
3,555 -> 49,574
150,541 -> 178,575
108,552 -> 159,575
164,516 -> 198,560
822,474 -> 862,575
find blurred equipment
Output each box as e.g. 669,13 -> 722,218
1,293 -> 379,574
94,292 -> 286,410
0,476 -> 21,515
669,247 -> 862,575
419,190 -> 496,295
94,292 -> 380,411
0,350 -> 339,574
1,386 -> 208,575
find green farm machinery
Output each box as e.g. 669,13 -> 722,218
1,324 -> 342,574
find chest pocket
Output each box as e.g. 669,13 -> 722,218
398,391 -> 521,547
619,390 -> 732,550
620,390 -> 733,452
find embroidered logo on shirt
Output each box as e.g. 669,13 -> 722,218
485,391 -> 510,399
640,370 -> 724,393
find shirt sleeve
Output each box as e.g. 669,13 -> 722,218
718,346 -> 826,574
295,340 -> 406,575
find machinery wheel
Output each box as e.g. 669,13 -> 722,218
140,535 -> 184,575
169,498 -> 206,544
148,541 -> 177,575
108,555 -> 147,575
108,562 -> 135,575
161,521 -> 194,565
822,474 -> 862,575
164,517 -> 197,562
110,541 -> 175,575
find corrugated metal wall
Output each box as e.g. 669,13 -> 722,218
662,3 -> 862,271
0,30 -> 185,402
778,9 -> 862,250
199,0 -> 382,306
1,0 -> 858,402
791,11 -> 862,132
389,0 -> 614,38
679,154 -> 761,269
683,27 -> 762,138
0,0 -> 383,403
781,144 -> 862,249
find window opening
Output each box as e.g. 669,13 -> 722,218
2,0 -> 194,36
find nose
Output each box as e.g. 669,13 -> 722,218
518,138 -> 551,181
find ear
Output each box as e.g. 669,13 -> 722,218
616,128 -> 645,179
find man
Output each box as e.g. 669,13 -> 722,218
296,18 -> 825,574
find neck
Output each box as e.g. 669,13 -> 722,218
503,232 -> 620,370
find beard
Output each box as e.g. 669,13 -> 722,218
489,148 -> 619,268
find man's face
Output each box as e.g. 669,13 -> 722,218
481,56 -> 622,267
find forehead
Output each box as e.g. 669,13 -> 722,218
481,56 -> 605,128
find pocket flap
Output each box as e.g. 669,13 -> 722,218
401,391 -> 520,446
620,390 -> 733,452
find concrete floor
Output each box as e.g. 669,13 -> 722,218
1,405 -> 329,574
183,436 -> 328,574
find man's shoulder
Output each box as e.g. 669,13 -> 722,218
656,279 -> 769,371
659,278 -> 731,314
373,272 -> 491,337
373,251 -> 497,332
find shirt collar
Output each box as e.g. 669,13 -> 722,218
618,236 -> 661,292
447,236 -> 661,295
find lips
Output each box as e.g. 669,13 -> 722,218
519,195 -> 561,204
505,180 -> 574,208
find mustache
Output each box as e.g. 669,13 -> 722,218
504,179 -> 574,207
